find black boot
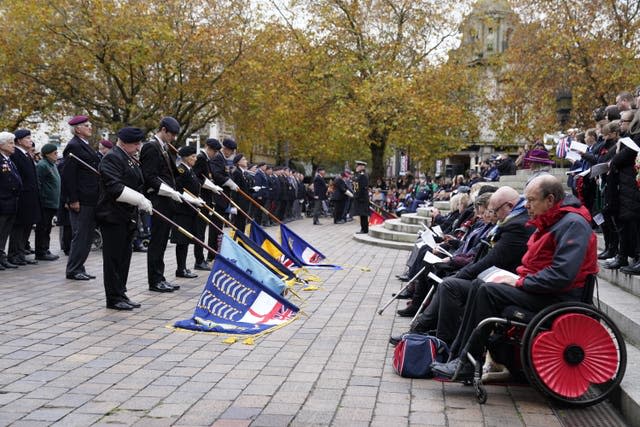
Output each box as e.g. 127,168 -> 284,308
605,255 -> 628,270
598,247 -> 616,260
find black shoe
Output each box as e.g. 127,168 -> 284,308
313,221 -> 321,225
24,258 -> 38,265
334,220 -> 346,224
0,263 -> 4,271
604,256 -> 628,270
84,273 -> 96,279
389,334 -> 405,346
149,282 -> 174,293
9,257 -> 27,266
431,357 -> 475,381
67,273 -> 91,281
132,245 -> 147,253
124,299 -> 141,308
621,261 -> 640,275
397,304 -> 418,317
193,261 -> 210,271
356,231 -> 367,234
106,301 -> 134,311
0,259 -> 18,269
176,269 -> 198,279
397,275 -> 411,282
392,288 -> 413,300
598,249 -> 616,260
36,253 -> 59,261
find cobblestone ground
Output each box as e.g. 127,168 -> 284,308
0,218 -> 567,426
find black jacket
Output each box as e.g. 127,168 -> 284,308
192,151 -> 213,204
62,136 -> 100,206
10,148 -> 41,225
95,146 -> 145,225
0,155 -> 22,215
313,174 -> 327,200
610,141 -> 640,221
455,209 -> 534,280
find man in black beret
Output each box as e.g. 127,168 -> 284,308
230,153 -> 250,232
192,138 -> 221,267
352,161 -> 369,234
96,126 -> 151,309
140,116 -> 183,293
8,129 -> 41,266
209,137 -> 238,252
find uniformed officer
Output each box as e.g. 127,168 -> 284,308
192,138 -> 221,268
96,127 -> 152,310
0,132 -> 21,271
140,116 -> 183,293
172,145 -> 200,279
352,160 -> 370,234
61,116 -> 100,280
34,143 -> 61,261
230,153 -> 251,232
253,162 -> 269,225
210,138 -> 239,250
8,129 -> 41,266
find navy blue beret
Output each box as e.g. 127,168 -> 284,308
205,138 -> 221,150
222,138 -> 237,150
160,116 -> 180,134
117,127 -> 145,143
178,145 -> 197,157
233,153 -> 245,164
14,129 -> 31,141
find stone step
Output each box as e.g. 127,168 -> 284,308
384,218 -> 423,234
400,213 -> 431,225
600,276 -> 640,348
368,224 -> 417,243
352,229 -> 413,250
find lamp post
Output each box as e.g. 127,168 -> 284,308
556,88 -> 572,132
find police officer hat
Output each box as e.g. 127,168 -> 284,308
205,138 -> 221,150
222,138 -> 237,150
117,127 -> 145,143
13,129 -> 31,141
355,160 -> 367,166
160,116 -> 180,134
178,145 -> 197,157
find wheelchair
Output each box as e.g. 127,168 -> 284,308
461,276 -> 626,407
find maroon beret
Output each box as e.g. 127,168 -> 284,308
99,139 -> 113,149
68,115 -> 89,126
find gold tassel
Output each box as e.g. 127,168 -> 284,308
243,337 -> 255,345
222,337 -> 237,344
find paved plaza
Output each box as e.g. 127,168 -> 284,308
0,218 -> 627,426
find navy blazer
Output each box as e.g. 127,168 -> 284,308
10,148 -> 41,224
0,155 -> 22,215
62,136 -> 100,206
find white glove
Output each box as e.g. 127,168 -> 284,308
181,192 -> 204,207
158,182 -> 183,203
117,186 -> 153,214
224,178 -> 239,192
202,177 -> 223,194
229,207 -> 238,215
345,190 -> 354,198
252,186 -> 262,192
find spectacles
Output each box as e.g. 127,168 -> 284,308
621,119 -> 632,123
487,201 -> 511,215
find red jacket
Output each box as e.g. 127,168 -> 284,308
515,195 -> 598,293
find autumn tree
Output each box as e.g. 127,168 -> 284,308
488,0 -> 640,142
0,0 -> 252,141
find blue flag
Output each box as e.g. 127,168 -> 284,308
280,223 -> 342,269
249,220 -> 301,270
232,230 -> 297,280
174,255 -> 299,335
220,234 -> 286,295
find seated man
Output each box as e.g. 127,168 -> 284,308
431,175 -> 598,381
392,186 -> 533,343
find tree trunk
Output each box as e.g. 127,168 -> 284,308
370,142 -> 385,183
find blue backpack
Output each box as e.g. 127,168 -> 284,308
393,334 -> 450,378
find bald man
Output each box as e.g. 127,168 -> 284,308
432,175 -> 598,381
391,186 -> 535,346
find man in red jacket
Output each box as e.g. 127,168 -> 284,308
431,174 -> 598,381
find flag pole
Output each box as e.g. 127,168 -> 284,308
67,152 -> 219,255
236,187 -> 281,225
184,188 -> 237,232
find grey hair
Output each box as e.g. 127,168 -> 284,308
0,132 -> 15,145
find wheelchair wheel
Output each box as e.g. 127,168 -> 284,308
521,302 -> 626,407
92,229 -> 103,251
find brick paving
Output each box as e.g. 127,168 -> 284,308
0,218 -> 568,426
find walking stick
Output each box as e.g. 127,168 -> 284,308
409,272 -> 443,328
377,266 -> 426,315
68,153 -> 218,255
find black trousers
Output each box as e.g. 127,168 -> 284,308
101,222 -> 135,305
0,214 -> 15,257
147,197 -> 173,285
333,200 -> 345,223
193,207 -> 209,264
176,243 -> 189,271
8,222 -> 32,260
618,218 -> 639,258
35,208 -> 57,256
457,282 -> 582,361
359,215 -> 369,233
66,205 -> 96,275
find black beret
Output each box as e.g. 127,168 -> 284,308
222,138 -> 237,150
14,129 -> 31,141
205,138 -> 221,150
256,162 -> 266,168
233,153 -> 245,164
117,127 -> 145,143
160,116 -> 180,134
178,145 -> 197,157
